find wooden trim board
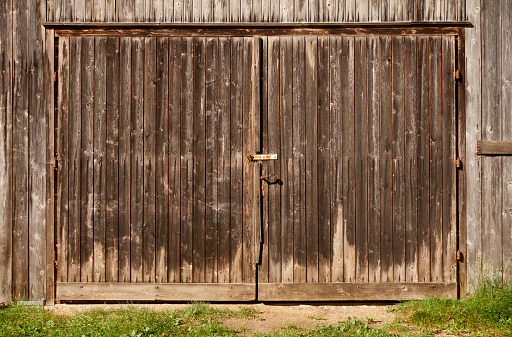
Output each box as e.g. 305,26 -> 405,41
258,283 -> 457,301
476,140 -> 512,155
56,283 -> 256,302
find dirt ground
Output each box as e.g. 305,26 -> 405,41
49,303 -> 397,333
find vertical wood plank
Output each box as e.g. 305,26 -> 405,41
117,0 -> 133,21
130,37 -> 145,283
28,0 -> 47,300
93,37 -> 107,283
442,36 -> 457,283
330,36 -> 344,283
280,36 -> 294,283
80,37 -> 94,283
404,36 -> 418,283
318,36 -> 331,283
355,36 -> 368,283
12,0 -> 30,299
217,37 -> 231,284
481,0 -> 502,280
465,0 -> 482,292
380,36 -> 393,283
106,0 -> 115,21
269,0 -> 279,21
342,36 -> 356,283
56,37 -> 69,286
280,0 -> 293,22
155,37 -> 169,283
292,36 -> 306,282
68,37 -> 82,283
168,37 -> 182,283
75,0 -> 86,21
205,37 -> 219,283
143,37 -> 157,283
94,0 -> 106,21
118,37 -> 132,282
202,0 -> 212,21
305,36 -> 319,283
193,37 -> 206,283
355,0 -> 368,22
295,0 -> 307,22
370,0 -> 380,21
267,37 -> 281,283
105,37 -> 120,283
180,37 -> 194,283
367,36 -> 381,283
135,0 -> 145,21
164,0 -> 174,22
392,36 -> 406,283
417,36 -> 431,283
230,37 -> 243,283
230,0 -> 240,21
430,37 -> 443,283
345,0 -> 355,21
45,29 -> 55,305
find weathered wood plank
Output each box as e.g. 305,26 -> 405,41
404,35 -> 418,283
180,37 -> 194,283
230,37 -> 244,283
130,37 -> 145,282
295,0 -> 307,22
354,36 -> 369,283
318,36 -> 331,283
430,36 -> 443,283
56,283 -> 256,301
442,35 -> 457,283
12,0 -> 30,299
28,0 -> 47,300
476,141 -> 512,155
117,0 -> 133,21
392,36 -> 406,282
0,0 -> 13,304
155,37 -> 169,283
355,0 -> 369,22
56,37 -> 70,286
143,37 -> 157,283
258,282 -> 457,301
118,37 -> 131,282
367,36 -> 381,283
105,37 -> 120,283
205,37 -> 219,283
280,36 -> 294,283
217,37 -> 231,283
267,37 -> 281,283
45,29 -> 56,305
305,36 -> 319,283
192,37 -> 206,283
465,0 -> 482,292
417,36 -> 431,282
93,37 -> 107,283
68,37 -> 82,283
329,36 -> 344,283
80,37 -> 95,283
230,0 -> 241,21
168,37 -> 182,283
481,0 -> 502,280
280,0 -> 293,22
342,36 -> 356,283
213,0 -> 229,21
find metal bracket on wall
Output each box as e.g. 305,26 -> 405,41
246,154 -> 278,162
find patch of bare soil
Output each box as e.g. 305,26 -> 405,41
49,303 -> 397,334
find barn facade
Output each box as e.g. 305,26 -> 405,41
0,0 -> 510,304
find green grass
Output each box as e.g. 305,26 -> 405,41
391,279 -> 511,336
0,282 -> 509,337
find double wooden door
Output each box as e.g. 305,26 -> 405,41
55,34 -> 459,302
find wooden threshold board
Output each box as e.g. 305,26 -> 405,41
56,283 -> 256,302
476,140 -> 512,155
258,283 -> 457,301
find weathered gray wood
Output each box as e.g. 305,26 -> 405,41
465,0 -> 482,293
258,282 -> 457,301
0,0 -> 13,304
476,141 -> 512,155
56,283 -> 256,301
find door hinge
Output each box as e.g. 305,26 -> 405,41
455,69 -> 462,81
456,157 -> 462,169
456,250 -> 463,262
53,72 -> 57,82
53,154 -> 59,170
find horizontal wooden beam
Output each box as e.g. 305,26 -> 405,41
43,22 -> 469,37
476,140 -> 512,155
56,283 -> 256,302
258,282 -> 457,301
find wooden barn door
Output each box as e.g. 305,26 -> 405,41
258,35 -> 459,301
54,36 -> 261,301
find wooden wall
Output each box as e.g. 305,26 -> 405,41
47,0 -> 465,23
466,0 -> 512,290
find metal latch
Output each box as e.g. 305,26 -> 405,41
247,154 -> 278,162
